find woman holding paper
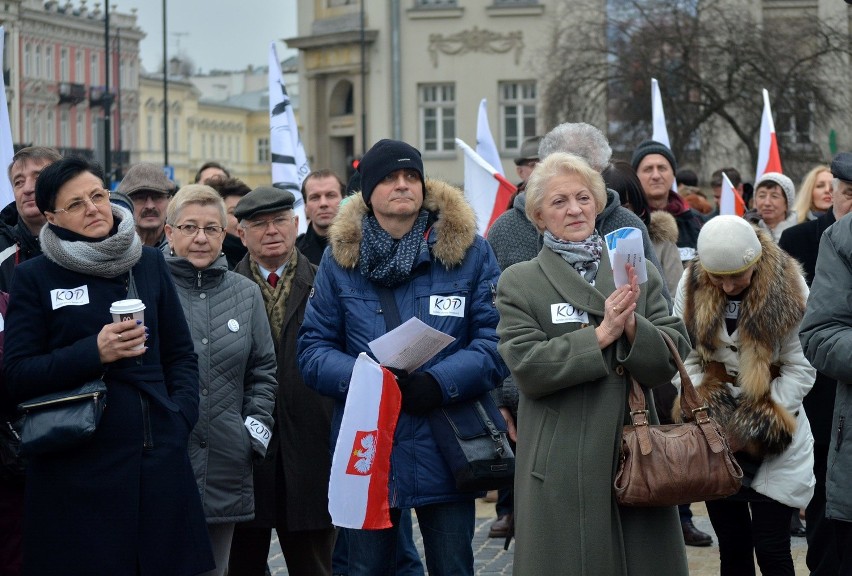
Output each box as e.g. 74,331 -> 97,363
163,184 -> 277,576
496,152 -> 691,576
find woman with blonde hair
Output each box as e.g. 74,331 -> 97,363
793,165 -> 833,224
497,152 -> 690,576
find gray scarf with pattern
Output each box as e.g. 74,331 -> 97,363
40,205 -> 143,277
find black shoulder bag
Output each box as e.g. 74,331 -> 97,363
377,287 -> 515,492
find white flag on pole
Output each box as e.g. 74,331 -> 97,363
268,42 -> 309,234
0,28 -> 14,207
475,99 -> 504,176
456,138 -> 516,236
651,78 -> 676,193
755,89 -> 782,182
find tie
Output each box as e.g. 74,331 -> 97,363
267,272 -> 279,288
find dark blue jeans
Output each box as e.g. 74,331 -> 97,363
706,490 -> 796,576
347,501 -> 475,576
332,508 -> 423,575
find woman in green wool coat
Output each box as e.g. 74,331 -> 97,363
496,152 -> 691,576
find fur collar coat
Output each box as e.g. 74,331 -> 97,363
673,229 -> 816,507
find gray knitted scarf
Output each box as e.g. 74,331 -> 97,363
40,204 -> 143,277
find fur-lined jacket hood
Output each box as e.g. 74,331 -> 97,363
328,179 -> 477,269
649,210 -> 679,245
679,227 -> 809,457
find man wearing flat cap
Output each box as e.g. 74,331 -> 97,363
297,138 -> 507,576
228,187 -> 335,576
117,162 -> 176,249
800,152 -> 852,575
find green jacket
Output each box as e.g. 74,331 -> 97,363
497,245 -> 690,576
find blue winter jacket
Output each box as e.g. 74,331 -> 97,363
297,180 -> 508,508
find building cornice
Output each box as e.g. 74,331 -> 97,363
285,30 -> 378,51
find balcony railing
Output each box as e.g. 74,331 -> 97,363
89,86 -> 114,108
58,82 -> 86,105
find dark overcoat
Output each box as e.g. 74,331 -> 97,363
3,248 -> 213,576
235,251 -> 334,530
497,246 -> 690,576
779,211 -> 837,446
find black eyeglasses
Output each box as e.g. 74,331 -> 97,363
130,190 -> 171,203
173,224 -> 226,238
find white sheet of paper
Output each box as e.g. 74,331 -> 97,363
368,317 -> 456,373
604,227 -> 648,287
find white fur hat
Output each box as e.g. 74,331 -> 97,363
697,215 -> 762,275
756,172 -> 795,212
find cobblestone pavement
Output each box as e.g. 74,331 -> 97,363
267,500 -> 809,575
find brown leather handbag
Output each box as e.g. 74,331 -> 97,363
613,331 -> 743,507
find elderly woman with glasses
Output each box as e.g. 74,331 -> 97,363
163,185 -> 277,576
3,157 -> 215,575
496,152 -> 691,576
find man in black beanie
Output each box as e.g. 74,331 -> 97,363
632,139 -> 703,261
297,138 -> 507,576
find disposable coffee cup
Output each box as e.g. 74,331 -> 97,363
110,299 -> 146,350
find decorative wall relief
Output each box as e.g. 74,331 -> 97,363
428,27 -> 524,67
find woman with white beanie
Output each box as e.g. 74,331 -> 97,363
672,215 -> 815,576
745,172 -> 798,242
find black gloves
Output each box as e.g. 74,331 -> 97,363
388,369 -> 443,415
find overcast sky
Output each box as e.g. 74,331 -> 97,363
113,0 -> 298,74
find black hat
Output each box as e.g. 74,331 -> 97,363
358,139 -> 424,205
631,139 -> 677,173
514,136 -> 542,166
831,152 -> 852,183
233,186 -> 295,221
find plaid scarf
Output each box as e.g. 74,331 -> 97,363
251,250 -> 298,343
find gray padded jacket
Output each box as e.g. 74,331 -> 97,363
166,253 -> 277,523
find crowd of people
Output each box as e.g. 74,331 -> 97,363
0,121 -> 850,576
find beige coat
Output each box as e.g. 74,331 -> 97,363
497,246 -> 691,576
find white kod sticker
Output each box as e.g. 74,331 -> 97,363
429,295 -> 465,318
551,303 -> 589,324
50,285 -> 90,310
245,416 -> 271,449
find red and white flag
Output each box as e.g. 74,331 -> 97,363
328,353 -> 401,530
719,172 -> 746,216
755,89 -> 782,182
651,78 -> 677,193
455,138 -> 517,236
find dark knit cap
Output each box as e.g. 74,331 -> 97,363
831,152 -> 852,183
233,186 -> 295,221
358,139 -> 424,205
631,139 -> 677,173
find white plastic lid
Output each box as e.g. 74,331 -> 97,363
110,298 -> 145,314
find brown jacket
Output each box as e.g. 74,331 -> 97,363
235,251 -> 334,530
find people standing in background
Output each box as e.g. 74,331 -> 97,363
296,170 -> 345,266
117,162 -> 177,249
206,177 -> 251,269
792,165 -> 833,225
744,172 -> 797,242
195,161 -> 230,185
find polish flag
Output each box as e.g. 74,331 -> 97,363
328,353 -> 401,530
475,99 -> 505,177
719,172 -> 746,216
456,138 -> 517,236
755,89 -> 783,182
651,78 -> 677,193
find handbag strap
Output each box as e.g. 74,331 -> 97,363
627,330 -> 727,456
377,287 -> 402,331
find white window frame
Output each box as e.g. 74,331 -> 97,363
499,81 -> 537,152
60,48 -> 69,82
75,51 -> 83,82
418,83 -> 456,154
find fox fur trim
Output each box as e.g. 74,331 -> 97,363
679,227 -> 805,456
328,178 -> 477,270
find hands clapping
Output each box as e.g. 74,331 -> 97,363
595,264 -> 640,348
